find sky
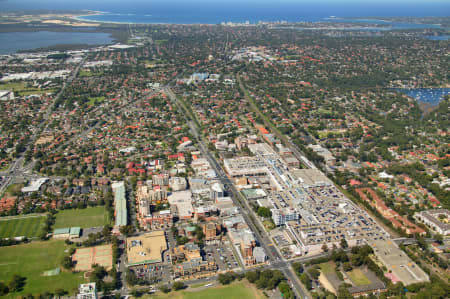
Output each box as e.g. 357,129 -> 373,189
1,0 -> 449,5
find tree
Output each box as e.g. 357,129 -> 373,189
292,262 -> 303,274
342,262 -> 352,272
92,265 -> 107,281
245,271 -> 260,283
0,282 -> 9,296
340,238 -> 348,249
218,273 -> 235,285
350,253 -> 365,267
38,230 -> 48,240
256,277 -> 268,289
55,288 -> 67,298
322,244 -> 329,252
8,274 -> 26,292
61,256 -> 73,269
257,207 -> 272,218
337,285 -> 352,299
102,224 -> 112,238
172,281 -> 185,290
120,225 -> 134,237
300,273 -> 312,290
278,281 -> 293,299
176,236 -> 189,245
130,289 -> 143,298
159,285 -> 171,293
125,269 -> 138,286
308,268 -> 320,280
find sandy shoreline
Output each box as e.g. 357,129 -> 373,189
70,16 -> 393,28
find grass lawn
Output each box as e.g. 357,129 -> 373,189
319,262 -> 336,274
187,282 -> 207,289
18,89 -> 56,96
0,82 -> 55,96
79,70 -> 93,77
5,183 -> 23,195
54,206 -> 109,229
0,215 -> 46,238
263,220 -> 276,230
318,131 -> 331,139
88,96 -> 106,105
0,240 -> 85,296
0,82 -> 28,91
144,282 -> 264,299
347,268 -> 372,286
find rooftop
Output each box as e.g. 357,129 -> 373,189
126,231 -> 167,266
112,181 -> 127,227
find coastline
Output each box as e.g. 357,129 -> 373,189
71,14 -> 444,28
72,15 -> 392,28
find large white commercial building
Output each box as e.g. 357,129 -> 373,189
271,207 -> 299,226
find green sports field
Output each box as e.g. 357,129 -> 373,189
0,240 -> 85,296
54,206 -> 110,229
0,215 -> 46,238
145,282 -> 263,299
347,268 -> 372,286
319,262 -> 336,274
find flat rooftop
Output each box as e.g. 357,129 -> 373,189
126,231 -> 167,266
291,169 -> 333,186
112,181 -> 127,227
371,239 -> 429,285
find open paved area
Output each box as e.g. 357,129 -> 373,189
371,239 -> 429,285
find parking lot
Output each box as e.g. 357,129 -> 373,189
132,263 -> 171,284
204,243 -> 239,271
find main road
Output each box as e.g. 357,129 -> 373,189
164,87 -> 310,299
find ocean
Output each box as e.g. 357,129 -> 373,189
2,0 -> 450,25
